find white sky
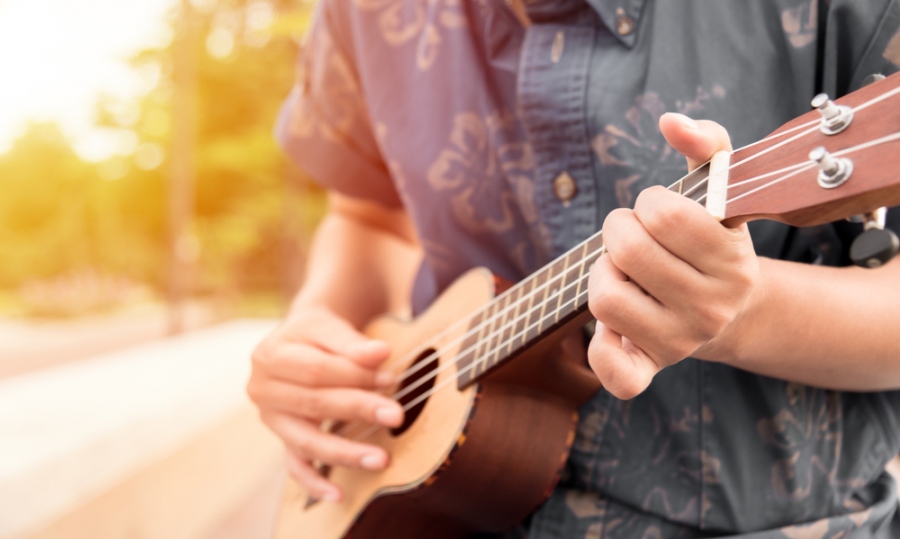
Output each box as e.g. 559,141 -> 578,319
0,0 -> 176,159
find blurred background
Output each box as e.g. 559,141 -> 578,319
0,0 -> 322,536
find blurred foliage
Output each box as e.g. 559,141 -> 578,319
0,0 -> 325,318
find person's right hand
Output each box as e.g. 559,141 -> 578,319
246,306 -> 404,502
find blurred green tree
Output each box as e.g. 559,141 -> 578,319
0,0 -> 324,317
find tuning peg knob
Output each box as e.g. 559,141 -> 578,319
809,147 -> 853,188
862,73 -> 886,87
811,93 -> 854,135
851,228 -> 899,268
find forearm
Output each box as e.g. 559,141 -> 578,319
703,256 -> 900,391
291,196 -> 421,329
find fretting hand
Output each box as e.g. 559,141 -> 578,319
586,113 -> 760,399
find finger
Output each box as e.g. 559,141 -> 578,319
269,343 -> 396,389
587,322 -> 659,400
284,451 -> 342,502
631,186 -> 752,278
588,253 -> 681,361
265,413 -> 391,471
658,113 -> 732,171
307,315 -> 392,369
601,205 -> 703,305
255,381 -> 405,427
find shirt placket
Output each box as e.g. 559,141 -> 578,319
517,21 -> 598,256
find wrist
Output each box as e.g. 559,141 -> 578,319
695,257 -> 774,366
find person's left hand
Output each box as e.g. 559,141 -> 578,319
586,113 -> 760,399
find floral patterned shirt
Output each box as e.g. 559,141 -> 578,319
276,1 -> 900,537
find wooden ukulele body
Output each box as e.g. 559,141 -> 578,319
275,268 -> 602,538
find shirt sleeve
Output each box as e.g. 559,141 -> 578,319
274,1 -> 401,208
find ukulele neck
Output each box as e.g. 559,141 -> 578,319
456,164 -> 712,389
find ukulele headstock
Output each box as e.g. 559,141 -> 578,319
722,72 -> 900,229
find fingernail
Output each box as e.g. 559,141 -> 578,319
360,453 -> 387,470
375,371 -> 395,387
669,112 -> 699,130
375,406 -> 402,426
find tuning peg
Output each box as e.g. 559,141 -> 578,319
809,147 -> 853,189
811,93 -> 854,135
862,73 -> 886,87
849,207 -> 899,268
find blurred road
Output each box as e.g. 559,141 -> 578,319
0,302 -> 222,379
1,318 -> 286,539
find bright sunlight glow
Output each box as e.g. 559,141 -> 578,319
0,0 -> 176,160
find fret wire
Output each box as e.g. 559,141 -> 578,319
494,291 -> 512,364
555,252 -> 571,323
537,263 -> 555,334
485,293 -> 508,372
521,278 -> 536,346
472,301 -> 492,379
395,286 -> 598,420
507,285 -> 523,354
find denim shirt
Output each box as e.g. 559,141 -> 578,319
276,1 -> 900,537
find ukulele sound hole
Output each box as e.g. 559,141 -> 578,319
390,349 -> 438,436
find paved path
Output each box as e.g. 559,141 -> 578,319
0,319 -> 280,539
0,303 -> 222,379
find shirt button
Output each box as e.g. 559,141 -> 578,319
616,9 -> 635,36
553,172 -> 577,206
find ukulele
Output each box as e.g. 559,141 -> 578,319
274,72 -> 900,538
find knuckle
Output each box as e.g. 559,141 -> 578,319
299,391 -> 326,418
299,357 -> 326,387
646,208 -> 682,237
604,365 -> 646,401
330,444 -> 359,466
633,185 -> 665,212
292,432 -> 314,454
245,380 -> 263,404
356,397 -> 378,421
251,341 -> 277,369
589,284 -> 624,322
245,381 -> 257,402
586,336 -> 604,370
602,208 -> 631,232
611,235 -> 643,268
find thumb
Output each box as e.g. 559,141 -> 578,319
659,113 -> 732,171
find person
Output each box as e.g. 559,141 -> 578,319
246,1 -> 900,536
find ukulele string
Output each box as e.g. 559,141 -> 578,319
376,88 -> 884,390
382,155 -> 781,393
728,130 -> 900,205
338,127 -> 900,443
336,88 -> 900,441
377,125 -> 832,395
381,118 -> 835,388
